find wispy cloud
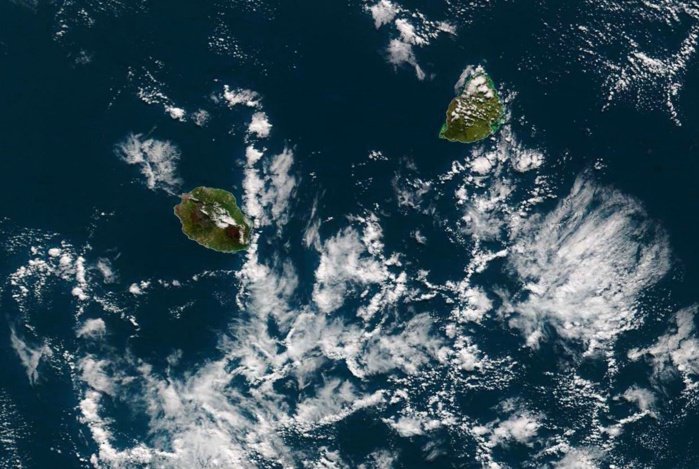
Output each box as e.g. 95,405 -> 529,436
115,133 -> 182,195
313,227 -> 387,313
9,327 -> 52,386
629,305 -> 699,389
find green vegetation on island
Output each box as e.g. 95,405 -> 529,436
439,68 -> 504,144
174,187 -> 252,253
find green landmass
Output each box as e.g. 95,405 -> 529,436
174,186 -> 252,253
439,70 -> 504,144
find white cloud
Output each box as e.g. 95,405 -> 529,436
309,448 -> 351,469
368,0 -> 398,28
264,148 -> 295,222
629,305 -> 699,387
476,126 -> 545,175
115,133 -> 182,195
129,281 -> 150,295
455,65 -> 478,93
358,450 -> 398,469
165,106 -> 186,121
10,327 -> 52,386
622,386 -> 656,414
248,111 -> 272,139
470,155 -> 495,175
384,415 -> 442,437
243,146 -> 296,227
192,109 -> 210,127
395,19 -> 424,45
489,413 -> 540,447
313,228 -> 386,313
450,286 -> 493,323
387,39 -> 425,80
293,379 -> 384,431
602,20 -> 699,125
222,85 -> 261,108
72,286 -> 89,301
368,150 -> 388,161
456,345 -> 481,371
364,1 -> 455,80
504,176 -> 671,350
96,258 -> 117,284
553,448 -> 600,469
357,313 -> 442,376
11,86 -> 688,469
510,145 -> 544,173
77,318 -> 107,340
79,356 -> 115,395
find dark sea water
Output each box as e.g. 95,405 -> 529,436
2,0 -> 699,467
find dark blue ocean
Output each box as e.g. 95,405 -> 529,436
2,0 -> 699,467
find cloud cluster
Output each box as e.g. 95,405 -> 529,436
115,133 -> 182,195
313,227 -> 387,313
505,177 -> 671,350
364,0 -> 455,80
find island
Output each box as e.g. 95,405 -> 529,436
174,186 -> 252,253
439,69 -> 504,143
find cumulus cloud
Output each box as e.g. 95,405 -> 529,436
248,111 -> 272,139
504,176 -> 671,350
485,126 -> 545,174
79,356 -> 116,395
509,141 -> 544,173
294,379 -> 385,431
488,413 -> 540,447
368,0 -> 398,28
115,133 -> 182,195
77,318 -> 107,340
222,85 -> 261,108
384,415 -> 442,437
165,106 -> 186,121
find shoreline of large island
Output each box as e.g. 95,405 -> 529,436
174,186 -> 252,253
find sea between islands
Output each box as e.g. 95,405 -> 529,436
174,68 -> 502,253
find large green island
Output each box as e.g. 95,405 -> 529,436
174,187 -> 252,253
439,69 -> 504,144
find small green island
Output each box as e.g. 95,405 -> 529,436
439,68 -> 504,144
174,187 -> 252,253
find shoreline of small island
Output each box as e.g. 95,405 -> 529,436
439,68 -> 504,144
